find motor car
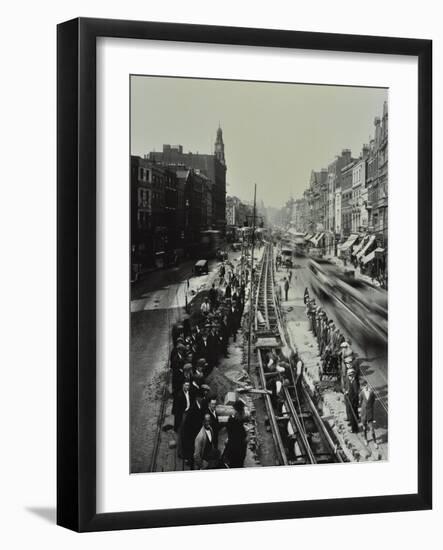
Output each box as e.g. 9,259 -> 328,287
194,259 -> 209,275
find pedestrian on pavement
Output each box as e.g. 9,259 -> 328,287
220,314 -> 229,357
275,282 -> 282,305
223,399 -> 247,468
344,369 -> 360,433
359,380 -> 378,448
283,277 -> 290,301
225,283 -> 231,299
208,284 -> 218,310
288,270 -> 293,283
170,343 -> 186,394
204,396 -> 220,447
181,391 -> 206,468
193,413 -> 220,470
227,303 -> 239,342
304,287 -> 310,304
173,380 -> 192,429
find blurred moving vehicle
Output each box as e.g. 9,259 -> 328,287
281,246 -> 294,268
308,259 -> 387,343
333,278 -> 387,342
194,259 -> 209,276
308,259 -> 335,299
308,247 -> 323,259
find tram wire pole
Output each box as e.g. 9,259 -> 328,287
247,183 -> 257,374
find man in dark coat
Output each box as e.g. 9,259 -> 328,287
206,326 -> 220,370
170,343 -> 186,394
344,370 -> 360,433
172,381 -> 193,433
359,380 -> 378,447
195,328 -> 211,364
181,392 -> 205,468
223,400 -> 247,468
227,304 -> 240,342
204,396 -> 220,447
193,414 -> 220,470
284,277 -> 289,301
220,315 -> 229,357
208,284 -> 218,310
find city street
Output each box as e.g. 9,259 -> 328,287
276,256 -> 388,456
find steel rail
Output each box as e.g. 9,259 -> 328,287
255,244 -> 314,465
256,349 -> 289,466
266,242 -> 342,464
282,386 -> 317,464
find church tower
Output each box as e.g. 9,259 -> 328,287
214,125 -> 225,165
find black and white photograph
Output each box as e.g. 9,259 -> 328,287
130,76 -> 388,473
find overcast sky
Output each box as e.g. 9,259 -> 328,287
131,76 -> 387,208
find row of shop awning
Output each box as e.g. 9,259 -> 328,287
356,235 -> 376,260
339,233 -> 359,252
362,247 -> 385,265
311,232 -> 325,246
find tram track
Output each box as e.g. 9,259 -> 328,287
254,243 -> 345,465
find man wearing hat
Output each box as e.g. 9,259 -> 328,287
203,395 -> 220,447
196,327 -> 211,364
206,324 -> 219,371
171,343 -> 186,393
173,380 -> 193,434
182,391 -> 206,468
209,283 -> 218,310
344,369 -> 360,433
193,413 -> 220,470
200,296 -> 211,316
359,380 -> 378,448
223,400 -> 247,468
307,300 -> 316,333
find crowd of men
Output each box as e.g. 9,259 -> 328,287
170,259 -> 248,469
304,288 -> 378,447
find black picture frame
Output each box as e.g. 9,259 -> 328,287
57,17 -> 432,532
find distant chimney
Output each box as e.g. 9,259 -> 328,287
341,149 -> 352,164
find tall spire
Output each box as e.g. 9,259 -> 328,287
214,125 -> 225,165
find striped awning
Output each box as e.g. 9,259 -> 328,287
356,235 -> 376,260
309,233 -> 318,243
362,250 -> 375,264
340,233 -> 359,252
363,247 -> 385,264
311,232 -> 325,247
352,237 -> 367,255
